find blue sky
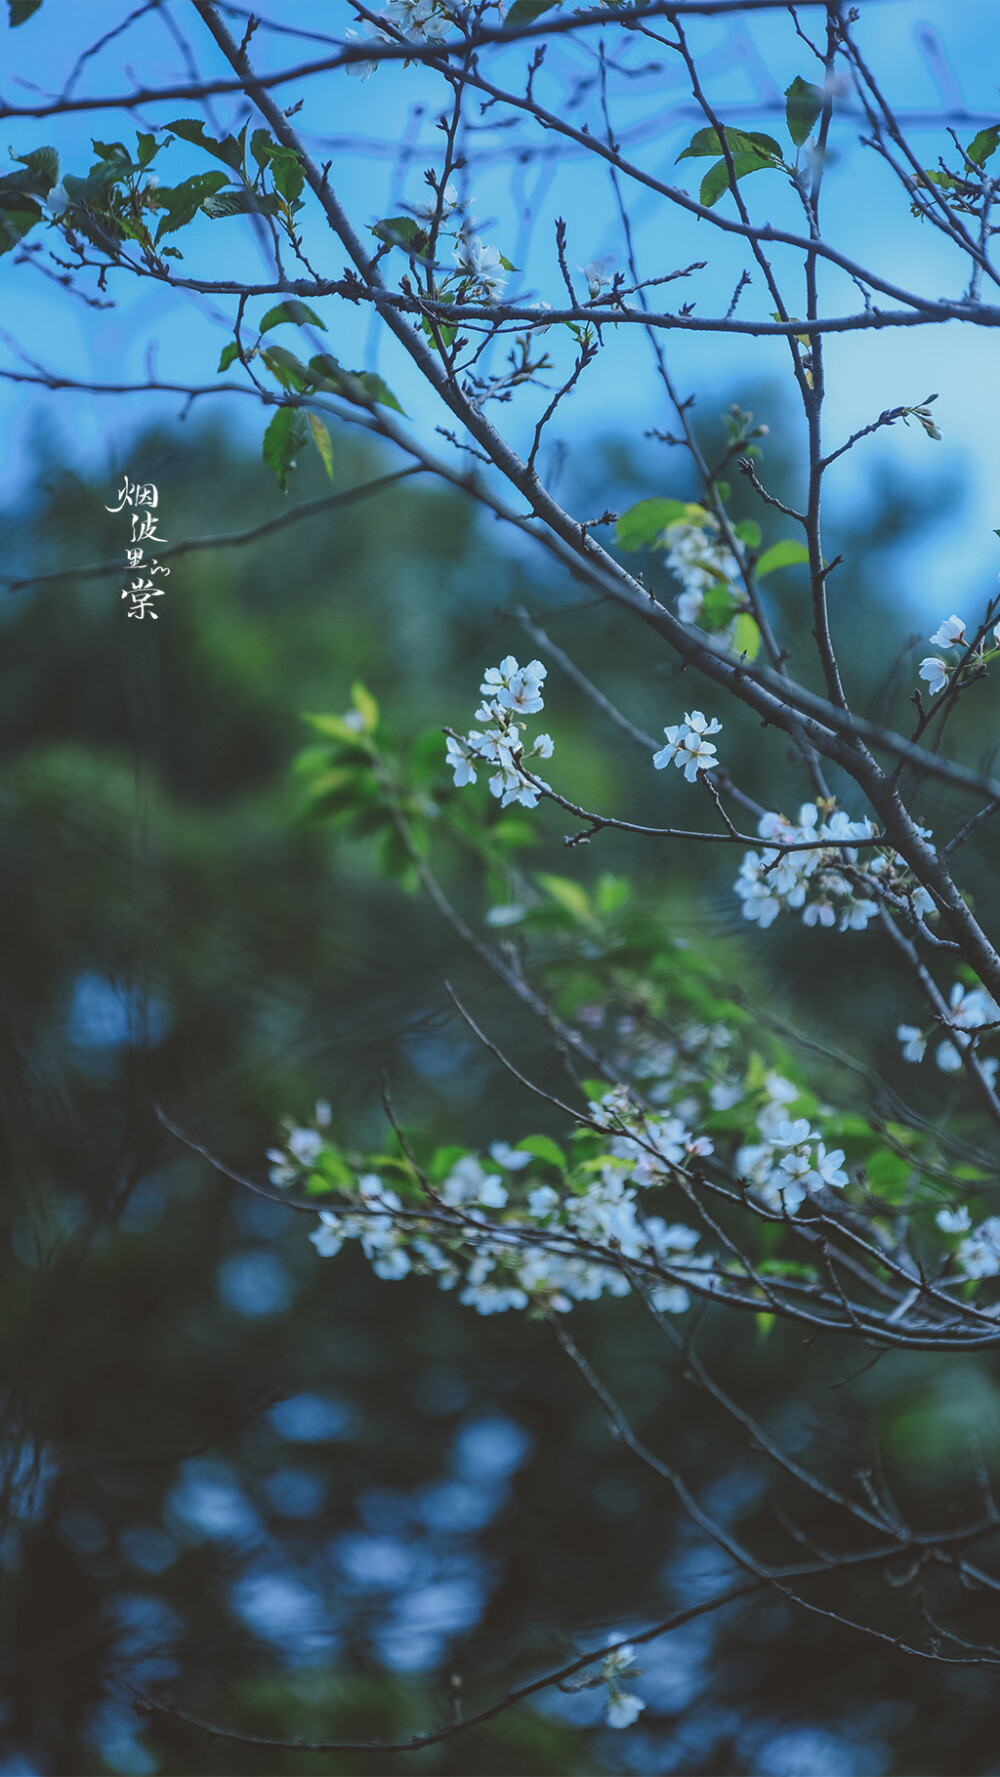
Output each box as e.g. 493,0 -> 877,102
2,0 -> 998,612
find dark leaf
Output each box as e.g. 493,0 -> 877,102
259,300 -> 326,334
8,0 -> 43,22
967,124 -> 1000,168
10,145 -> 58,192
785,76 -> 825,147
166,117 -> 244,173
504,0 -> 560,24
201,189 -> 280,219
262,405 -> 309,492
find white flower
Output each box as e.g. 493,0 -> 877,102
918,656 -> 948,695
936,1206 -> 972,1234
897,1023 -> 926,1063
814,1143 -> 847,1189
479,654 -> 546,714
489,1141 -> 533,1170
929,614 -> 966,647
315,1099 -> 332,1128
527,1184 -> 559,1219
606,1691 -> 645,1730
580,258 -> 612,298
413,181 -> 458,220
936,1039 -> 963,1073
958,1217 -> 1000,1279
446,735 -> 477,787
310,1211 -> 344,1258
531,732 -> 554,758
453,234 -> 507,301
652,711 -> 722,781
47,183 -> 70,217
344,26 -> 381,79
288,1127 -> 323,1166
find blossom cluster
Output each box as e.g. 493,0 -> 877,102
346,1 -> 461,77
652,709 -> 722,782
663,518 -> 741,627
898,979 -> 999,1079
265,1095 -> 712,1319
735,1071 -> 848,1214
733,801 -> 933,934
918,609 -> 1000,696
446,655 -> 554,808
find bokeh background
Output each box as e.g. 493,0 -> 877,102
4,4 -> 1000,1774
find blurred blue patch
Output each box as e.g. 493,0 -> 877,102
453,1414 -> 531,1481
66,971 -> 169,1050
262,1468 -> 325,1519
232,1570 -> 335,1659
166,1460 -> 261,1544
218,1249 -> 295,1318
267,1392 -> 356,1442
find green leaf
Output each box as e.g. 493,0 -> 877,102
250,129 -> 276,171
515,1134 -> 567,1169
504,0 -> 560,24
201,189 -> 281,219
301,712 -> 372,744
734,518 -> 761,549
615,497 -> 693,551
268,144 -> 306,204
136,132 -> 158,168
967,125 -> 1000,168
371,215 -> 426,252
699,152 -> 776,208
350,681 -> 379,733
152,170 -> 230,242
217,341 -> 241,372
166,117 -> 244,173
308,412 -> 334,481
262,344 -> 313,392
8,0 -> 43,22
262,406 -> 309,493
259,300 -> 326,335
0,196 -> 40,253
701,584 -> 739,631
538,873 -> 592,923
733,612 -> 762,660
678,126 -> 782,162
10,145 -> 58,191
755,538 -> 810,576
308,355 -> 407,415
595,873 -> 630,916
354,370 -> 406,414
785,76 -> 824,147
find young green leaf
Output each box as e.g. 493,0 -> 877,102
700,584 -> 740,632
733,612 -> 762,659
217,341 -> 241,372
616,497 -> 692,550
307,412 -> 334,481
135,132 -> 158,168
678,126 -> 782,162
967,125 -> 1000,168
785,76 -> 824,147
262,406 -> 309,493
350,681 -> 379,733
515,1134 -> 567,1169
11,145 -> 58,191
538,873 -> 592,923
152,170 -> 230,242
699,151 -> 776,208
259,300 -> 327,335
755,538 -> 810,576
734,518 -> 762,549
